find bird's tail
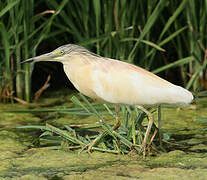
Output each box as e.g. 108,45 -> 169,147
168,85 -> 193,105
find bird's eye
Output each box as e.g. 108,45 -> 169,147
60,50 -> 64,55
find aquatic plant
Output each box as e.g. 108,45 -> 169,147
1,0 -> 206,102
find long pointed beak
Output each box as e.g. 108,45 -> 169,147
21,53 -> 58,64
21,58 -> 34,64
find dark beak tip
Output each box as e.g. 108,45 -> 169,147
21,58 -> 34,64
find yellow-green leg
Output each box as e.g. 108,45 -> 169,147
82,105 -> 121,153
113,105 -> 120,130
158,105 -> 163,147
136,105 -> 153,156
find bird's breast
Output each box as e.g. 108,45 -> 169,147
63,62 -> 103,100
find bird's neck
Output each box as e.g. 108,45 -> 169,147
62,54 -> 98,68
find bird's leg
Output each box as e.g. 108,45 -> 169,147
87,105 -> 120,153
80,105 -> 121,153
158,105 -> 163,147
113,105 -> 120,130
136,105 -> 153,155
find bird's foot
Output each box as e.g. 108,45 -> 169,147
79,144 -> 90,154
139,143 -> 146,158
79,134 -> 101,154
112,120 -> 121,130
87,136 -> 100,152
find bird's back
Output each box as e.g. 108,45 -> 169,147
90,58 -> 193,106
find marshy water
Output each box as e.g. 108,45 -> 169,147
0,90 -> 207,179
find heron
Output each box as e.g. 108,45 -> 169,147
22,44 -> 193,153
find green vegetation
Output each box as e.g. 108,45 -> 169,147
10,93 -> 154,154
1,92 -> 207,160
0,0 -> 207,155
0,0 -> 207,102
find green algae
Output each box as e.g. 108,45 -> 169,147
189,144 -> 207,152
0,92 -> 207,179
146,151 -> 207,169
2,149 -> 206,179
0,131 -> 28,153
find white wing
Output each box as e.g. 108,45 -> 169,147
91,59 -> 193,105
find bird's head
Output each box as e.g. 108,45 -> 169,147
21,44 -> 95,64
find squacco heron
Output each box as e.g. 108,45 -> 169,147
22,44 -> 193,153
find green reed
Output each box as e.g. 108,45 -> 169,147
0,0 -> 206,102
9,93 -> 158,154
